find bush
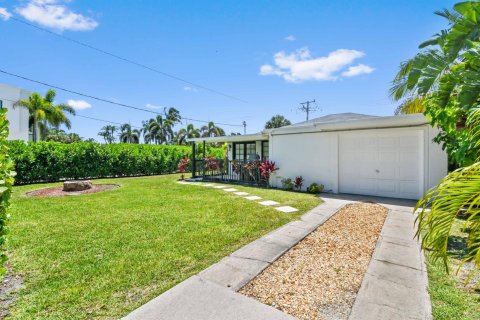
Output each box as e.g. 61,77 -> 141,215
293,176 -> 304,191
307,182 -> 324,194
0,110 -> 15,276
8,141 -> 223,185
281,178 -> 293,191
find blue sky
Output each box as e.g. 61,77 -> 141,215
0,0 -> 458,140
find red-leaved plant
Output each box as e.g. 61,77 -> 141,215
204,156 -> 220,171
177,157 -> 190,180
293,176 -> 304,191
258,160 -> 279,185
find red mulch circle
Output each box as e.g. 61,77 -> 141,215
26,184 -> 119,197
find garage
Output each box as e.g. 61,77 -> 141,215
190,113 -> 448,201
338,129 -> 424,200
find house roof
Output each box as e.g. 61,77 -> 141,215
187,113 -> 428,143
288,113 -> 379,127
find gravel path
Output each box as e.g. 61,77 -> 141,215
240,202 -> 388,320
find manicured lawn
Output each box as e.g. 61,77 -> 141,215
6,175 -> 321,319
427,219 -> 480,320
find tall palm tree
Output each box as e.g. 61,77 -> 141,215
148,115 -> 173,144
119,124 -> 140,143
14,89 -> 75,141
264,115 -> 292,129
164,107 -> 181,125
98,125 -> 117,144
177,124 -> 200,144
201,122 -> 225,138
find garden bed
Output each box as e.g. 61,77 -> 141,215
240,202 -> 388,320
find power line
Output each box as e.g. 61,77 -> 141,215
2,13 -> 247,104
0,69 -> 244,127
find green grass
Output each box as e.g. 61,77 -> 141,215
6,175 -> 321,319
427,219 -> 480,320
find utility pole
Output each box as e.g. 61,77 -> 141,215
299,99 -> 318,121
242,121 -> 247,135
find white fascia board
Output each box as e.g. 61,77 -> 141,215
187,133 -> 268,143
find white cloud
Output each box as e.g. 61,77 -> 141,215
341,64 -> 375,77
0,7 -> 11,20
259,47 -> 374,82
67,99 -> 91,110
146,103 -> 162,109
183,86 -> 198,92
16,0 -> 98,31
285,35 -> 296,41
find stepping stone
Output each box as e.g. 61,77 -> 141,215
177,181 -> 193,185
258,200 -> 280,206
245,196 -> 262,201
234,192 -> 249,196
213,186 -> 227,189
224,188 -> 238,192
202,183 -> 215,187
275,206 -> 299,213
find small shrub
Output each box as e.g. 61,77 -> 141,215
281,178 -> 293,191
307,182 -> 324,194
259,160 -> 279,185
293,176 -> 304,191
176,157 -> 190,180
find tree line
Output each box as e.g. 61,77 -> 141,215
97,109 -> 237,144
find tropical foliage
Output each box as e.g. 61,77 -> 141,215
14,89 -> 75,142
0,109 -> 15,276
98,125 -> 117,144
396,1 -> 480,284
264,115 -> 292,129
119,124 -> 141,144
7,141 -> 223,184
45,129 -> 83,144
390,1 -> 480,167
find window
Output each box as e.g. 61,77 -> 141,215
262,141 -> 269,160
233,142 -> 257,161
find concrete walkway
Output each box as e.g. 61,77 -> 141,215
124,194 -> 432,320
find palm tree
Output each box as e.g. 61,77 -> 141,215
119,124 -> 141,143
177,124 -> 200,144
14,89 -> 76,141
164,107 -> 181,125
395,1 -> 480,283
201,122 -> 225,138
147,115 -> 173,144
98,125 -> 117,144
264,115 -> 292,129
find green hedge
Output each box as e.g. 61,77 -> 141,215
7,141 -> 223,185
0,110 -> 15,275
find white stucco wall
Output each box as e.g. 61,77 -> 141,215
0,84 -> 31,141
269,124 -> 448,198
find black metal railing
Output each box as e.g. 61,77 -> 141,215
193,159 -> 267,186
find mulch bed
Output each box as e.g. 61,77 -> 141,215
26,184 -> 119,197
240,202 -> 388,320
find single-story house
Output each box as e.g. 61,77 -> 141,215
188,113 -> 448,200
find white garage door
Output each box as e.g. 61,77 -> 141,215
339,130 -> 424,200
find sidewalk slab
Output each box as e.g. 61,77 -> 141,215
350,205 -> 431,320
124,276 -> 294,320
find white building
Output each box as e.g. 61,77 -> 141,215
189,113 -> 448,200
0,84 -> 32,141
